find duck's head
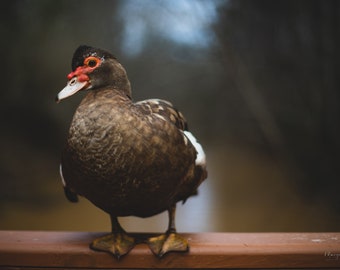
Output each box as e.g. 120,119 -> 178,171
56,45 -> 131,103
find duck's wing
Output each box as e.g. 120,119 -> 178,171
135,98 -> 206,167
135,99 -> 188,131
135,98 -> 207,202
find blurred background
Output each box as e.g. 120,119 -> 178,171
1,0 -> 339,233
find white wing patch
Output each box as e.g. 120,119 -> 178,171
59,164 -> 66,187
183,131 -> 206,167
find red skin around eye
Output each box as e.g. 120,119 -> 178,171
67,66 -> 89,81
67,57 -> 102,81
67,66 -> 97,82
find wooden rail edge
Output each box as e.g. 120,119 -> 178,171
0,231 -> 339,269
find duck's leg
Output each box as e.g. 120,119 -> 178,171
90,215 -> 135,259
147,204 -> 189,257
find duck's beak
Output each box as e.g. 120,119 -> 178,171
55,76 -> 89,103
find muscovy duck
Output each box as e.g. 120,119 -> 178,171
56,45 -> 207,258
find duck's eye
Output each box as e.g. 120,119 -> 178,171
84,57 -> 100,68
88,59 -> 97,67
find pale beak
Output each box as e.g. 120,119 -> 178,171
55,77 -> 89,103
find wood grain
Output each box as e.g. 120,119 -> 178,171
0,231 -> 339,269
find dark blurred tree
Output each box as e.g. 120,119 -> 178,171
0,0 -> 122,208
215,0 -> 340,209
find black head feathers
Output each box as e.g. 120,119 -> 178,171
71,45 -> 117,71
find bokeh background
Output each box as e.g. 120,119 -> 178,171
1,0 -> 339,233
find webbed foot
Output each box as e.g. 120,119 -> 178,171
147,232 -> 189,257
90,232 -> 135,259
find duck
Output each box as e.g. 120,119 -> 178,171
56,45 -> 207,259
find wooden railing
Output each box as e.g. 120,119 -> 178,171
0,231 -> 339,269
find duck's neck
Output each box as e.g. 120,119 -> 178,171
84,87 -> 132,104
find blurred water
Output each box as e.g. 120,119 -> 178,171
2,142 -> 339,232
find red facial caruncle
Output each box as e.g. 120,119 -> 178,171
67,56 -> 103,81
56,56 -> 103,103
